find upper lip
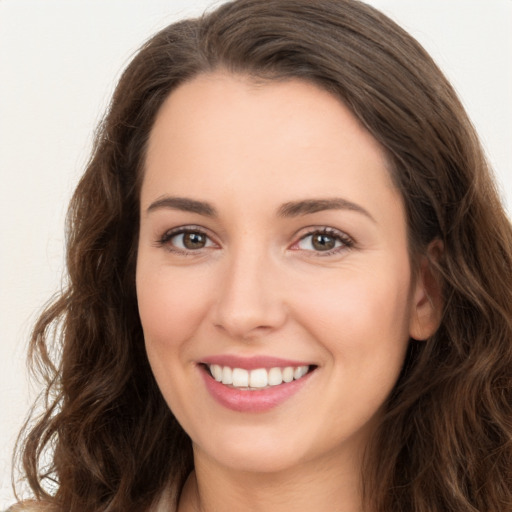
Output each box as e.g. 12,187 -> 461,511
201,355 -> 314,370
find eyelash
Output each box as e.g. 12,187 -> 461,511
292,227 -> 354,257
155,225 -> 354,256
155,225 -> 216,255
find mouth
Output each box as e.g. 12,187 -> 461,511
199,358 -> 317,412
203,363 -> 316,390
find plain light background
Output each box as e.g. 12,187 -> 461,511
1,0 -> 511,506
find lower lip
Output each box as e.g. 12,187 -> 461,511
200,366 -> 313,413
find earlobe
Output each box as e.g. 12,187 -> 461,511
409,240 -> 444,341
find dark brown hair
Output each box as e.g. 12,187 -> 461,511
14,1 -> 512,511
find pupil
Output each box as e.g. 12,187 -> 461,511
312,234 -> 335,251
184,232 -> 206,249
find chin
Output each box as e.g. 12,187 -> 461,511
193,425 -> 314,474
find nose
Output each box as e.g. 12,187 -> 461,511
211,246 -> 287,340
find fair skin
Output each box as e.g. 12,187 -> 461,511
136,72 -> 439,512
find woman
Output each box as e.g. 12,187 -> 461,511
11,0 -> 512,511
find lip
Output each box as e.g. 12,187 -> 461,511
198,356 -> 316,413
201,354 -> 313,370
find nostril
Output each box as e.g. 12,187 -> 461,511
212,320 -> 281,342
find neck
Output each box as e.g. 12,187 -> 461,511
178,445 -> 365,512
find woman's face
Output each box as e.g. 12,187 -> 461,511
136,73 -> 432,475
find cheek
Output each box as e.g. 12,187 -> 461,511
296,267 -> 412,430
136,263 -> 211,354
136,262 -> 212,420
295,264 -> 413,355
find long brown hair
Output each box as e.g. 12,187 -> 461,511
14,1 -> 512,510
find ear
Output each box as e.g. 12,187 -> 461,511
409,240 -> 444,341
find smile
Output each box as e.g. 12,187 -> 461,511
208,364 -> 310,389
200,358 -> 316,412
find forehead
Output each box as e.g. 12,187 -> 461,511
142,72 -> 399,217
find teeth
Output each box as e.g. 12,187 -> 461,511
268,367 -> 283,386
211,364 -> 223,382
282,367 -> 294,383
232,368 -> 249,387
222,366 -> 233,385
208,364 -> 310,389
249,368 -> 268,388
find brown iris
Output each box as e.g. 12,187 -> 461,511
182,232 -> 207,249
311,233 -> 336,251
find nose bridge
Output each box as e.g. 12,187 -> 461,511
212,241 -> 286,339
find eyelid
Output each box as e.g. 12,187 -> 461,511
155,224 -> 219,253
154,224 -> 354,257
289,226 -> 354,256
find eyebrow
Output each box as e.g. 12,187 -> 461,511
146,195 -> 374,222
278,198 -> 375,222
146,196 -> 217,216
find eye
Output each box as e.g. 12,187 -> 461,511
157,227 -> 216,253
173,231 -> 210,250
292,228 -> 353,255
